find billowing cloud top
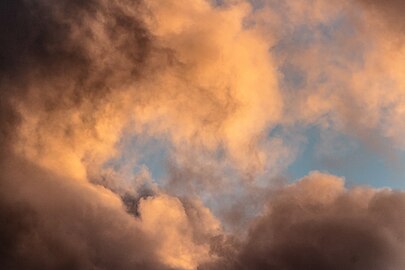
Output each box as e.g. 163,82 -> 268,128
0,0 -> 404,269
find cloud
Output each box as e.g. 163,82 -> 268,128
0,154 -> 223,270
0,155 -> 166,270
202,172 -> 405,270
356,0 -> 405,33
138,195 -> 221,269
0,0 -> 287,181
253,0 -> 405,157
1,0 -> 405,269
0,1 -> 283,268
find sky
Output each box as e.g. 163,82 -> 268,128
0,0 -> 405,269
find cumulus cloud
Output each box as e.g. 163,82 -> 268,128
0,154 -> 222,270
1,0 -> 286,180
202,172 -> 405,270
0,155 -> 165,270
259,0 -> 405,152
1,0 -> 405,269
